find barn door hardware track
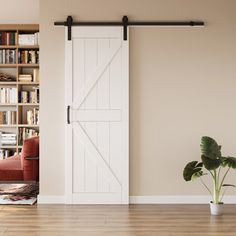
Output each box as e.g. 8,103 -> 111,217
54,15 -> 204,41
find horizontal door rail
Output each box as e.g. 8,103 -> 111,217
54,15 -> 204,40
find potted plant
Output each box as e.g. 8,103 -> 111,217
183,136 -> 236,215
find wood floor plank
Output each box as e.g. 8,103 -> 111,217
0,204 -> 235,235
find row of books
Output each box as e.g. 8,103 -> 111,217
0,72 -> 16,82
0,32 -> 39,46
20,87 -> 39,104
19,128 -> 39,145
27,108 -> 39,125
0,49 -> 16,64
19,50 -> 39,64
0,50 -> 39,64
0,87 -> 17,104
0,70 -> 39,84
0,133 -> 17,146
18,33 -> 40,46
0,129 -> 39,148
0,32 -> 16,45
0,87 -> 40,104
0,149 -> 15,159
0,111 -> 16,125
19,69 -> 39,82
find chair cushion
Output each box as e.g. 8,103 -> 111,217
21,136 -> 39,181
0,156 -> 23,181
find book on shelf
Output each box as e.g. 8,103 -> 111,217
18,74 -> 32,82
0,72 -> 16,82
0,32 -> 17,45
20,91 -> 28,103
18,128 -> 39,145
26,108 -> 39,125
0,111 -> 16,125
0,132 -> 17,146
19,87 -> 39,103
0,149 -> 15,160
1,140 -> 16,144
0,49 -> 16,64
18,50 -> 39,64
0,87 -> 17,103
1,134 -> 16,138
29,89 -> 38,103
18,32 -> 39,46
33,68 -> 39,82
18,69 -> 39,82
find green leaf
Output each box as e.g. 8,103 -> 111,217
222,184 -> 236,188
222,157 -> 236,169
191,171 -> 205,181
183,161 -> 203,181
220,157 -> 227,167
200,136 -> 221,159
201,155 -> 221,170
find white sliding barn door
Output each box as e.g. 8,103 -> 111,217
65,27 -> 129,204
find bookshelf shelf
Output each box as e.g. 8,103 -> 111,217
0,45 -> 17,49
0,64 -> 17,68
0,24 -> 38,31
18,125 -> 39,128
0,146 -> 17,149
0,82 -> 17,85
0,124 -> 39,128
18,82 -> 39,85
0,125 -> 17,128
0,24 -> 40,157
18,103 -> 39,106
18,45 -> 39,49
0,82 -> 39,85
18,64 -> 39,67
0,103 -> 17,106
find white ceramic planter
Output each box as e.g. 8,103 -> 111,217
210,202 -> 224,216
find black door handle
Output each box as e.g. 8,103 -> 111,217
67,106 -> 70,124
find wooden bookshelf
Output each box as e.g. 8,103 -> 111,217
18,103 -> 39,106
0,64 -> 18,68
0,24 -> 39,31
0,45 -> 17,49
18,64 -> 39,68
18,45 -> 39,49
0,146 -> 17,149
0,103 -> 17,106
0,125 -> 17,128
18,125 -> 39,128
0,82 -> 17,85
0,24 -> 40,157
18,82 -> 39,85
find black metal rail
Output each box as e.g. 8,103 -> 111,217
54,15 -> 204,41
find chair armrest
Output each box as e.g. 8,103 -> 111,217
25,157 -> 39,160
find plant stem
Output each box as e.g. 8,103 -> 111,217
220,188 -> 227,202
209,170 -> 214,179
218,167 -> 230,198
217,167 -> 221,187
213,169 -> 220,204
200,176 -> 212,197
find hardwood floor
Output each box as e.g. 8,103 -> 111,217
0,204 -> 236,235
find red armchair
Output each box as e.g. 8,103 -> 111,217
0,137 -> 39,182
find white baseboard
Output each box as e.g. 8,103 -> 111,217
37,195 -> 65,204
129,195 -> 236,204
37,195 -> 236,204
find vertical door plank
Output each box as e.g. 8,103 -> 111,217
72,39 -> 86,193
84,39 -> 98,192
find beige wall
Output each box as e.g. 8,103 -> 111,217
0,0 -> 39,23
40,0 -> 236,197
